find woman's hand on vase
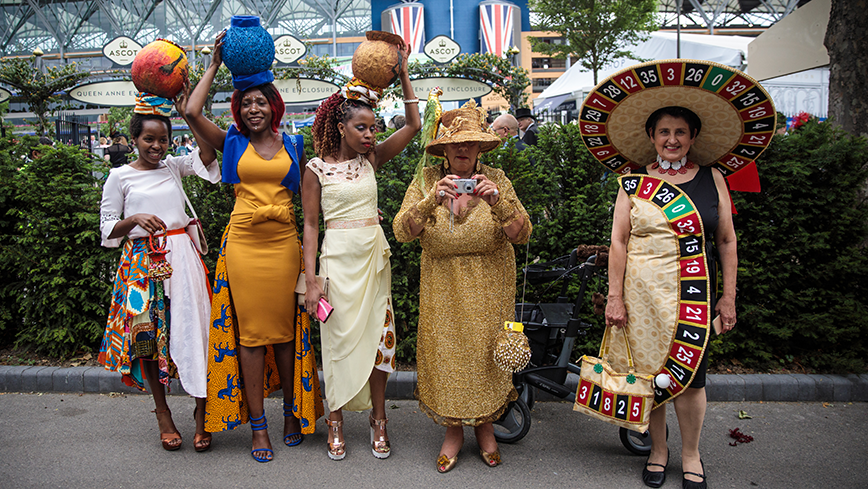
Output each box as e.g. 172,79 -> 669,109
211,31 -> 225,68
399,42 -> 410,77
173,79 -> 190,123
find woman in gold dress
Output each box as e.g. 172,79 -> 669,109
185,31 -> 322,463
393,101 -> 532,472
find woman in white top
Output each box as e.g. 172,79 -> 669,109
98,97 -> 220,452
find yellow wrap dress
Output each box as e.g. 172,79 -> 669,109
225,145 -> 298,346
205,135 -> 324,434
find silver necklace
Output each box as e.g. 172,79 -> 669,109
656,155 -> 688,170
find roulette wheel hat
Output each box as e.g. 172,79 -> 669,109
578,59 -> 776,176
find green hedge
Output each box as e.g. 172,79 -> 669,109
0,138 -> 115,356
1,120 -> 866,372
717,120 -> 868,372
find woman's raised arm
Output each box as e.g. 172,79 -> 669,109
371,44 -> 421,169
185,33 -> 229,152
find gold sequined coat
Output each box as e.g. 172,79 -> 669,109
393,165 -> 531,425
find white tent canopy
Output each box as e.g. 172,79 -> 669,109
534,31 -> 753,113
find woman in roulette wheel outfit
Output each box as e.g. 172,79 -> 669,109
579,60 -> 776,489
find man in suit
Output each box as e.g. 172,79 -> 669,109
491,114 -> 527,151
515,107 -> 539,146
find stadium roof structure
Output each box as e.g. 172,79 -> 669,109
0,0 -> 818,61
656,0 -> 813,32
0,0 -> 372,57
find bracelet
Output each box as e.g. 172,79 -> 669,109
403,98 -> 420,104
490,197 -> 516,224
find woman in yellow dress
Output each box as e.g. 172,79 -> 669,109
393,101 -> 532,472
185,31 -> 322,463
302,42 -> 419,461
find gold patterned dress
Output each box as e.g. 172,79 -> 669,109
307,155 -> 396,412
393,164 -> 532,425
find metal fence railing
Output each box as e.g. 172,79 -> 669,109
55,113 -> 92,149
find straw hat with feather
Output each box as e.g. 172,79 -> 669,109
426,100 -> 502,158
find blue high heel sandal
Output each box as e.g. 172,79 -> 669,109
250,413 -> 273,463
283,401 -> 304,447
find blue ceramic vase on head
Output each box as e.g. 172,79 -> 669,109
222,15 -> 275,76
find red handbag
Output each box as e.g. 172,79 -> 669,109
147,229 -> 173,281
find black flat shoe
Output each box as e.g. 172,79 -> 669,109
682,460 -> 707,489
642,449 -> 669,488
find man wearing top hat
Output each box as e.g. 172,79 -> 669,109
515,107 -> 538,146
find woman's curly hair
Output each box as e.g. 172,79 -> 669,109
312,93 -> 373,158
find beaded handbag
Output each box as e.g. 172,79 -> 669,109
147,230 -> 173,281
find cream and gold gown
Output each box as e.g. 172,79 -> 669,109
394,164 -> 532,425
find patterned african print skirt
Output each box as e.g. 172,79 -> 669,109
204,225 -> 324,434
98,238 -> 177,390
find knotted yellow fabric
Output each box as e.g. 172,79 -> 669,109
250,203 -> 294,225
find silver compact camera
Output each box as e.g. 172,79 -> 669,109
454,178 -> 477,194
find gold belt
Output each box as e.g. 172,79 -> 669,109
326,217 -> 379,229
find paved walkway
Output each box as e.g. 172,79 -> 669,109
0,393 -> 865,488
2,365 -> 867,402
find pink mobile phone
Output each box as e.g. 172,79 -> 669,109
317,297 -> 334,322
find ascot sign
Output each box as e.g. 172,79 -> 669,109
103,36 -> 142,66
409,77 -> 491,102
0,87 -> 10,103
274,35 -> 307,64
69,81 -> 138,106
424,36 -> 461,64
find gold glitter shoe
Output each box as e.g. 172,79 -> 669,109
369,415 -> 391,459
479,448 -> 501,467
325,418 -> 346,461
437,453 -> 458,473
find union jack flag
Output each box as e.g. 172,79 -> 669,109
480,2 -> 517,57
389,3 -> 425,54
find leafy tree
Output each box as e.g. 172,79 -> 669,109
277,54 -> 349,86
714,119 -> 868,372
0,56 -> 91,136
103,106 -> 133,139
528,0 -> 658,85
187,62 -> 234,119
0,137 -> 115,356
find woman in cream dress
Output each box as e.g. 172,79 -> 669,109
303,43 -> 419,460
